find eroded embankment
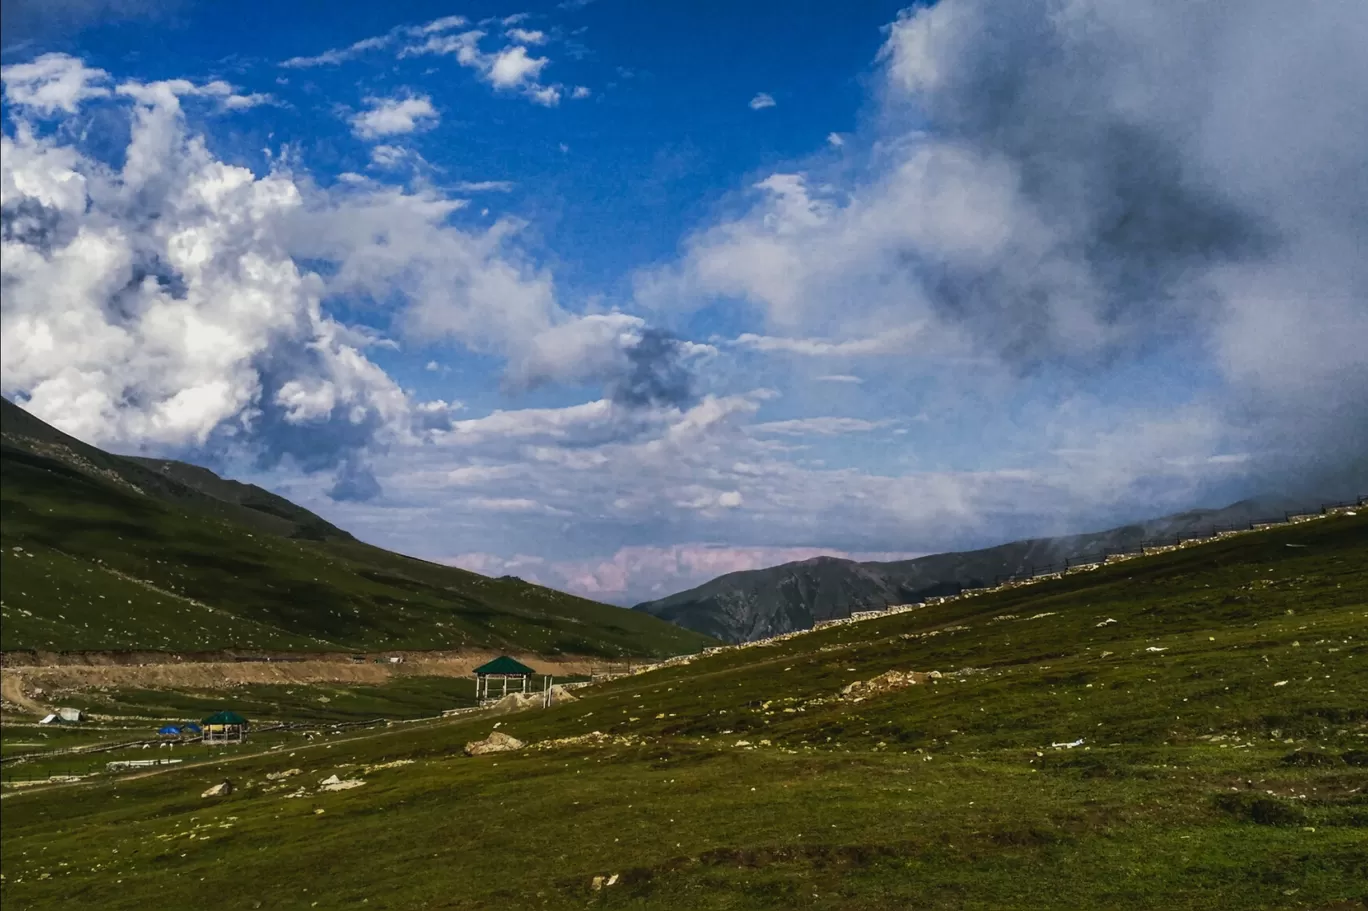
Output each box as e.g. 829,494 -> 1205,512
0,650 -> 607,713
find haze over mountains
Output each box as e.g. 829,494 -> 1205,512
0,397 -> 713,657
634,498 -> 1318,643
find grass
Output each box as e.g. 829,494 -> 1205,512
0,443 -> 714,657
1,513 -> 1364,910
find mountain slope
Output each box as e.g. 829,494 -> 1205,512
5,511 -> 1364,909
635,499 -> 1314,642
0,398 -> 715,657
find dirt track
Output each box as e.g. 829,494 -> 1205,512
0,651 -> 619,714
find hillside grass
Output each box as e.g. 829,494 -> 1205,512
0,449 -> 713,657
1,514 -> 1364,910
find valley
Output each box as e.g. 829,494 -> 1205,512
2,509 -> 1363,909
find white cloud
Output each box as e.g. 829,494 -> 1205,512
749,92 -> 776,110
421,15 -> 470,34
116,78 -> 273,111
403,28 -> 568,105
280,13 -> 469,67
729,326 -> 934,357
505,28 -> 547,45
281,35 -> 392,68
369,145 -> 410,169
0,58 -> 575,499
815,374 -> 862,384
751,417 -> 893,436
350,95 -> 439,139
488,45 -> 549,87
455,179 -> 514,192
571,85 -> 591,100
826,132 -> 845,147
1,53 -> 110,114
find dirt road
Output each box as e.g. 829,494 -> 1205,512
0,650 -> 622,715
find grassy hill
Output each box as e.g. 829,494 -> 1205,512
2,511 -> 1363,909
635,497 -> 1318,642
0,398 -> 714,657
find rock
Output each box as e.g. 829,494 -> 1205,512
488,692 -> 540,715
201,780 -> 233,798
547,684 -> 579,705
464,731 -> 525,756
318,771 -> 363,787
318,774 -> 365,791
266,768 -> 302,781
841,669 -> 928,699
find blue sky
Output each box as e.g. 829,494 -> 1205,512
3,0 -> 1365,603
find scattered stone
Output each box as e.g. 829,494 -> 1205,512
201,780 -> 233,798
362,759 -> 415,773
266,769 -> 302,781
841,669 -> 929,699
464,731 -> 525,756
318,774 -> 366,792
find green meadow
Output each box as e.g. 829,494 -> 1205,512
2,513 -> 1364,910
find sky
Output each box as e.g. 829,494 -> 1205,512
2,0 -> 1365,606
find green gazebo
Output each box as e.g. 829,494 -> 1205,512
201,710 -> 249,744
473,656 -> 536,704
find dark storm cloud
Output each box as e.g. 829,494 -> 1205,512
609,329 -> 696,409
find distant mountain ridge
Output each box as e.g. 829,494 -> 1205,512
633,499 -> 1313,643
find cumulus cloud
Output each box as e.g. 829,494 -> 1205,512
505,27 -> 547,45
350,95 -> 439,139
402,29 -> 568,106
642,0 -> 1368,498
748,92 -> 776,110
0,53 -> 616,500
1,53 -> 110,113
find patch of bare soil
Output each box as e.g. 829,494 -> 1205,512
0,650 -> 603,715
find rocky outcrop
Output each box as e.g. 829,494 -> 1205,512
464,731 -> 525,756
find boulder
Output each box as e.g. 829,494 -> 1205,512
464,731 -> 525,756
201,780 -> 233,798
547,685 -> 579,705
318,774 -> 365,792
266,768 -> 302,781
488,692 -> 540,715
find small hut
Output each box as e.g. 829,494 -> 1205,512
473,656 -> 535,705
201,710 -> 249,744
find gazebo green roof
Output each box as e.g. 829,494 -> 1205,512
202,710 -> 249,726
473,656 -> 535,676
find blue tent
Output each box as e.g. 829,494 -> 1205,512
158,725 -> 181,735
181,723 -> 201,734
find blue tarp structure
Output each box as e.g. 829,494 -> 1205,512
181,723 -> 202,734
158,725 -> 181,735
